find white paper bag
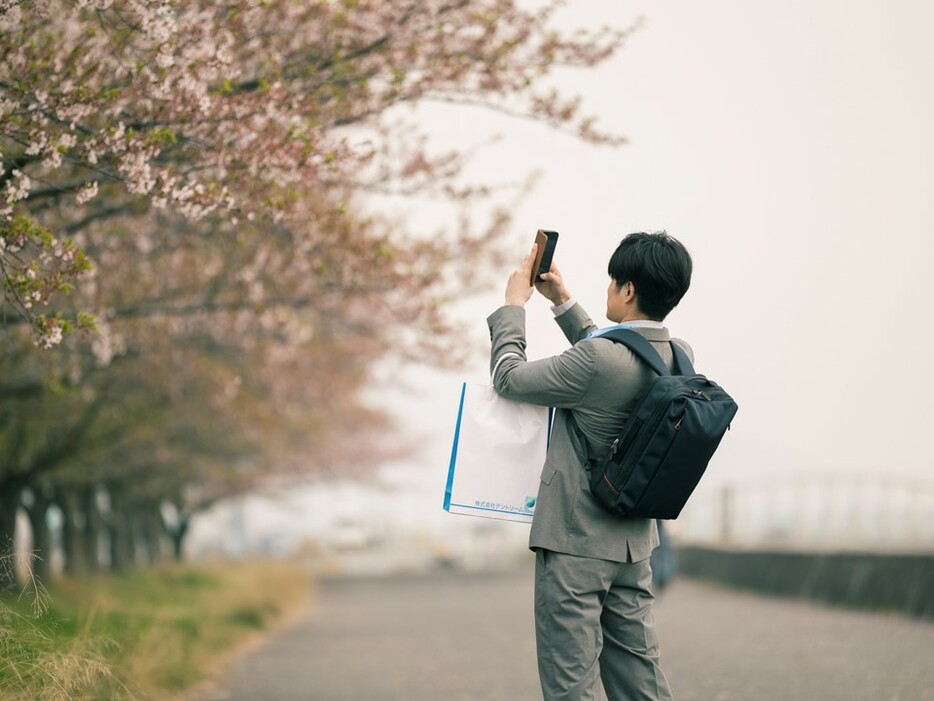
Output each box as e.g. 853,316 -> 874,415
443,380 -> 552,523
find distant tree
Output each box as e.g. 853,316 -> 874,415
0,292 -> 408,583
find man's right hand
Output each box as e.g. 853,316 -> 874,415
535,263 -> 571,306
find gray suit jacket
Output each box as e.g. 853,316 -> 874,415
487,303 -> 694,563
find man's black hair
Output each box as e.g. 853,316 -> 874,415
607,231 -> 692,320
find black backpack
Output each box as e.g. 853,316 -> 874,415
577,329 -> 738,520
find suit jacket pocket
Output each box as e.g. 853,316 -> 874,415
540,466 -> 557,485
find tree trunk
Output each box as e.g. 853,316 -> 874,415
23,487 -> 53,587
0,486 -> 20,592
169,516 -> 190,561
107,484 -> 134,573
128,504 -> 144,566
59,486 -> 86,577
81,484 -> 101,573
142,503 -> 165,565
108,517 -> 127,572
130,505 -> 148,564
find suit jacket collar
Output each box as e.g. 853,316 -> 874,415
632,327 -> 671,342
588,321 -> 670,342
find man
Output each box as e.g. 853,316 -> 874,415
487,231 -> 693,701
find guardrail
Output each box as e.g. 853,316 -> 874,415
676,546 -> 934,619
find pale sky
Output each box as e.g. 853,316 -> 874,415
194,1 -> 934,549
381,0 -> 934,500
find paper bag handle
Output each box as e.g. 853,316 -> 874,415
491,352 -> 521,384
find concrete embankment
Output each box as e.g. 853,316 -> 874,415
677,546 -> 934,619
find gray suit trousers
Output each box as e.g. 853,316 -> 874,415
535,550 -> 674,701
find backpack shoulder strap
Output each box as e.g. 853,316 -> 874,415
669,341 -> 696,376
600,328 -> 696,376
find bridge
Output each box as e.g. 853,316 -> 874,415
673,472 -> 934,552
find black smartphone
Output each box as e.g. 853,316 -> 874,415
531,229 -> 559,285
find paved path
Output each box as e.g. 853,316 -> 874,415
207,567 -> 934,701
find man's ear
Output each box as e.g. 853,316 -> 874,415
625,282 -> 647,316
623,281 -> 636,302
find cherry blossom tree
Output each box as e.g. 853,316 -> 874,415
1,296 -> 408,584
1,0 -> 630,345
0,0 -> 634,585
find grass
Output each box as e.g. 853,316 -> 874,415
0,559 -> 312,701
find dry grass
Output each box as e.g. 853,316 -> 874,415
0,559 -> 312,701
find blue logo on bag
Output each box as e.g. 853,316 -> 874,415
524,497 -> 537,513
